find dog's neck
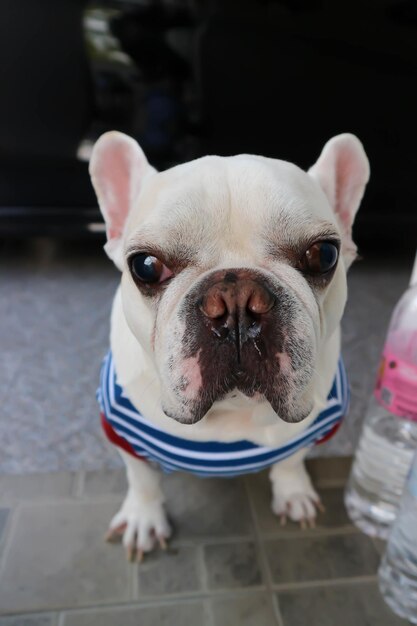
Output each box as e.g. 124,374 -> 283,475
110,287 -> 341,446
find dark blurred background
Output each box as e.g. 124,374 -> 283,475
1,0 -> 416,250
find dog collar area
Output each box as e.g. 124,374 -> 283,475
97,352 -> 349,478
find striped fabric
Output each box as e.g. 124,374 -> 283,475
98,352 -> 349,478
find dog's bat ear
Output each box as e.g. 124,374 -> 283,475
308,133 -> 370,266
89,131 -> 156,269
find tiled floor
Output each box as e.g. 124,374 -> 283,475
0,238 -> 414,473
0,459 -> 409,625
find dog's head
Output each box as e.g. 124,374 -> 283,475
90,133 -> 369,424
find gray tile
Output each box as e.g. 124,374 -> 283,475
83,469 -> 127,497
277,583 -> 408,626
0,615 -> 57,626
136,545 -> 202,596
266,533 -> 380,584
204,542 -> 263,590
163,473 -> 254,538
0,500 -> 131,612
246,471 -> 352,534
62,602 -> 209,626
0,509 -> 9,542
0,473 -> 75,504
211,592 -> 279,626
306,457 -> 353,488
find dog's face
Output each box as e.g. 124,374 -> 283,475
90,133 -> 369,424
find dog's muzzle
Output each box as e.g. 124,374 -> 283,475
162,267 -> 315,424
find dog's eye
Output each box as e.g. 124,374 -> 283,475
299,241 -> 339,275
130,253 -> 172,284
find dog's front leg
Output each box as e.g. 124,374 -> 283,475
106,449 -> 172,562
269,449 -> 323,528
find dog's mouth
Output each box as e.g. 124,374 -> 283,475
162,351 -> 315,425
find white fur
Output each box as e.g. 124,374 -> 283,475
90,132 -> 369,555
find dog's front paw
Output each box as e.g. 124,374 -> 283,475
272,490 -> 324,529
105,489 -> 172,562
270,463 -> 323,529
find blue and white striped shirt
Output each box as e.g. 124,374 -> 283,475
98,352 -> 349,478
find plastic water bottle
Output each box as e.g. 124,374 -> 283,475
378,449 -> 417,623
345,252 -> 417,538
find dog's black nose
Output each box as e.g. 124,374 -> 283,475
199,276 -> 275,357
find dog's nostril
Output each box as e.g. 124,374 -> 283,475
247,288 -> 275,315
200,292 -> 227,319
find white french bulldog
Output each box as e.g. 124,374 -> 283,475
89,132 -> 369,561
